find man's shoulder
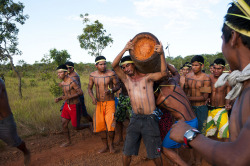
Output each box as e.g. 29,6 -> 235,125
202,73 -> 210,81
106,70 -> 116,76
186,73 -> 193,79
89,71 -> 98,77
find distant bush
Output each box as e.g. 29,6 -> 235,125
49,79 -> 62,97
29,79 -> 37,87
40,72 -> 52,81
7,70 -> 14,77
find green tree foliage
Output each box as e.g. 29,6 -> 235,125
78,13 -> 113,57
0,0 -> 29,98
43,48 -> 71,66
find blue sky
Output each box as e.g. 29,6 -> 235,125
14,0 -> 231,65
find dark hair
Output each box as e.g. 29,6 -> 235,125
95,56 -> 106,64
191,55 -> 204,64
222,0 -> 250,49
120,55 -> 132,64
183,62 -> 191,68
214,58 -> 226,66
65,61 -> 74,67
209,63 -> 214,67
56,64 -> 68,71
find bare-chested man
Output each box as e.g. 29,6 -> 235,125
154,63 -> 196,166
0,78 -> 30,165
184,55 -> 211,135
180,62 -> 192,89
206,58 -> 232,140
65,61 -> 93,123
112,41 -> 167,166
88,56 -> 120,153
55,64 -> 91,147
170,1 -> 250,165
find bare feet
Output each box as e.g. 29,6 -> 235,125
109,145 -> 116,154
24,150 -> 31,166
98,147 -> 109,153
60,141 -> 71,147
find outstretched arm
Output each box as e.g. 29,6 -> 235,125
170,118 -> 250,166
148,42 -> 168,81
111,41 -> 133,82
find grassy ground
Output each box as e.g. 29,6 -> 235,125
4,73 -> 95,137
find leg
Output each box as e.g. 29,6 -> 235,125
17,141 -> 30,166
123,155 -> 132,166
108,131 -> 115,153
162,147 -> 187,166
60,117 -> 71,147
98,131 -> 109,153
152,157 -> 162,166
114,121 -> 123,145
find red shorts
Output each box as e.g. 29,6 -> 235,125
61,102 -> 78,127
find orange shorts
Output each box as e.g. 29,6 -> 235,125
93,101 -> 116,132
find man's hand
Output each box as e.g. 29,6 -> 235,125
205,98 -> 210,105
154,41 -> 163,54
125,41 -> 134,51
55,97 -> 62,103
170,120 -> 194,143
92,98 -> 97,105
225,103 -> 232,110
105,89 -> 112,95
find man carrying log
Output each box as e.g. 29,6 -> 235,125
112,41 -> 167,166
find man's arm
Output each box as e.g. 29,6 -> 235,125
167,63 -> 180,84
188,78 -> 211,102
111,41 -> 133,82
88,75 -> 97,105
148,42 -> 168,81
170,118 -> 250,166
105,74 -> 121,95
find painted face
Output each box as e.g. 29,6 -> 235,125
213,64 -> 224,77
95,61 -> 106,72
192,61 -> 203,74
57,70 -> 67,80
121,63 -> 135,76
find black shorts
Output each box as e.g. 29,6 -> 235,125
123,114 -> 161,159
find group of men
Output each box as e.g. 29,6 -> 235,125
0,0 -> 249,166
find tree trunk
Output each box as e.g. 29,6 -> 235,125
7,55 -> 23,98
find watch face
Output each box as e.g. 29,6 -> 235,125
184,129 -> 196,140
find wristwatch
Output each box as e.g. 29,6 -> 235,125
183,128 -> 200,148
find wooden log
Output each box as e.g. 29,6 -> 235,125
129,32 -> 160,74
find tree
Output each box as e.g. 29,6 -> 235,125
78,13 -> 113,57
48,48 -> 71,66
0,0 -> 29,98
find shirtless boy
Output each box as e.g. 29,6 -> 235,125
0,78 -> 30,165
88,56 -> 120,153
65,61 -> 93,123
154,64 -> 196,166
206,58 -> 232,140
170,1 -> 250,165
112,41 -> 167,166
184,55 -> 211,135
55,64 -> 90,147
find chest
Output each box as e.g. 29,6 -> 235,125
93,76 -> 112,87
187,78 -> 204,88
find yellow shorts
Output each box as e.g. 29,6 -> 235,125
93,101 -> 116,132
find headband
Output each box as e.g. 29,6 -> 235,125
120,61 -> 134,66
95,59 -> 106,64
225,0 -> 250,37
193,61 -> 203,65
66,65 -> 74,68
214,63 -> 225,67
57,69 -> 68,72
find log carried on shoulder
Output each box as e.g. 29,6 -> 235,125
129,32 -> 161,74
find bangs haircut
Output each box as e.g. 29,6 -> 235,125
120,55 -> 132,64
95,56 -> 106,65
57,64 -> 68,71
191,55 -> 204,64
65,61 -> 74,67
214,58 -> 226,66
